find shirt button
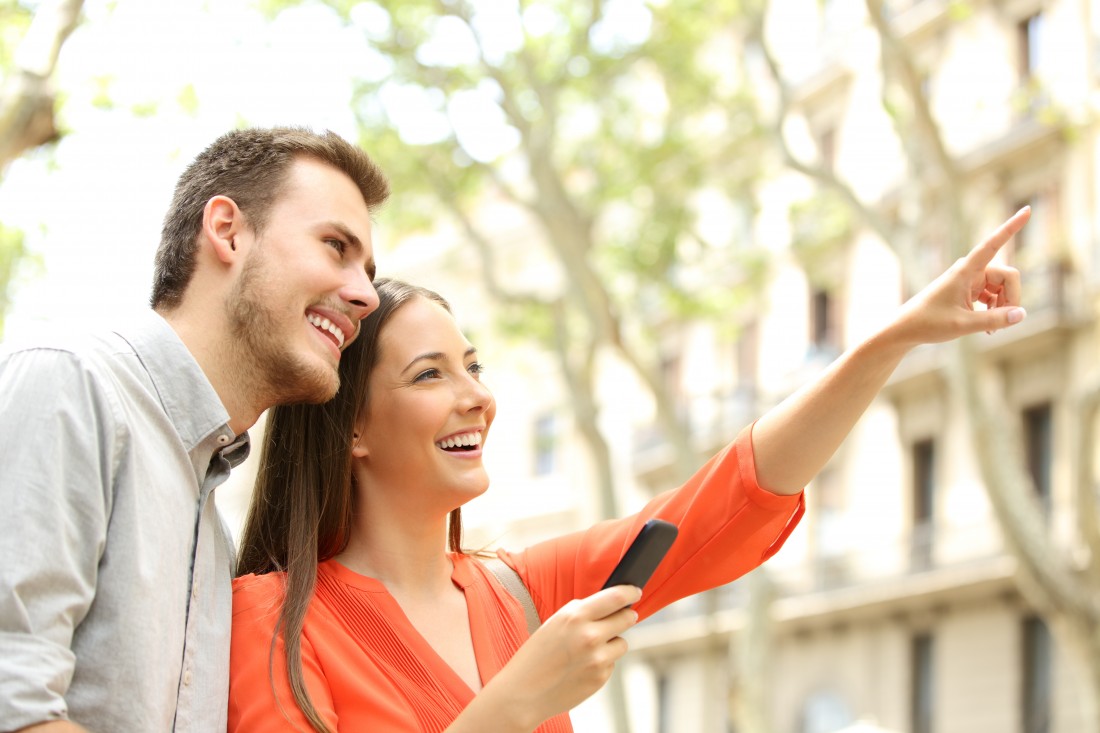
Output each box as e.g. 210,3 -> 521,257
183,669 -> 193,686
216,435 -> 230,445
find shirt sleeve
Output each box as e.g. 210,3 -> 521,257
0,348 -> 118,728
501,423 -> 805,623
229,575 -> 338,733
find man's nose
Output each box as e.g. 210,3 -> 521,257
342,269 -> 379,323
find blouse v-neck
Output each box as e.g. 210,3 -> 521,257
319,555 -> 493,700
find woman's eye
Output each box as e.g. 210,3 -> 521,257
414,368 -> 441,382
467,362 -> 485,376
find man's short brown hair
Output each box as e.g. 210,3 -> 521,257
151,127 -> 390,310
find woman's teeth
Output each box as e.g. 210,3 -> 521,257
436,432 -> 482,450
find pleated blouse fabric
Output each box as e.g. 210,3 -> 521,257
228,425 -> 805,732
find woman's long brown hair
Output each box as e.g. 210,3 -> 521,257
235,278 -> 465,733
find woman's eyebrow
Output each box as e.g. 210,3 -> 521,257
401,347 -> 478,373
402,352 -> 445,373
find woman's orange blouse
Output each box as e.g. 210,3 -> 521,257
228,426 -> 804,732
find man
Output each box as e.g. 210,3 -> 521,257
0,127 -> 389,732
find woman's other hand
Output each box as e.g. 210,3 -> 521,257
449,584 -> 641,733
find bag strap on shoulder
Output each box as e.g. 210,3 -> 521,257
483,557 -> 541,637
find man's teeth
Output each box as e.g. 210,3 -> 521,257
436,432 -> 482,450
307,314 -> 345,348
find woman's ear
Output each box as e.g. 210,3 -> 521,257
351,428 -> 369,458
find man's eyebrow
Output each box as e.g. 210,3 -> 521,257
402,347 -> 478,373
329,222 -> 363,251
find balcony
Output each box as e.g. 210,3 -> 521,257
629,516 -> 1015,654
632,386 -> 759,488
885,258 -> 1083,397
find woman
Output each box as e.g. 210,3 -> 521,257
228,208 -> 1029,732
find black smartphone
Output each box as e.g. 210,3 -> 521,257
601,519 -> 679,591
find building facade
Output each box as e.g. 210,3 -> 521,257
620,1 -> 1100,732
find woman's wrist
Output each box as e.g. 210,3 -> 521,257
447,680 -> 541,733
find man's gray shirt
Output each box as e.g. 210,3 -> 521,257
0,311 -> 249,732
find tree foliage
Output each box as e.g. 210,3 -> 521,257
0,0 -> 84,333
262,0 -> 779,500
253,3 -> 780,729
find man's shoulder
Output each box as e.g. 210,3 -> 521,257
0,311 -> 186,380
1,317 -> 138,358
0,324 -> 140,388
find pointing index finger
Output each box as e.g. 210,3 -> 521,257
967,206 -> 1031,269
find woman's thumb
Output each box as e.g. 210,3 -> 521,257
986,306 -> 1027,331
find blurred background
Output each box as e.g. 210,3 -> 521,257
2,0 -> 1099,731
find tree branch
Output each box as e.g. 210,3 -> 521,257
0,0 -> 84,170
863,0 -> 971,253
417,155 -> 545,307
746,10 -> 896,247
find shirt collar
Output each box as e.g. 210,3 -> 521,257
114,310 -> 244,459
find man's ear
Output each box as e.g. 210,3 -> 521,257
202,195 -> 246,264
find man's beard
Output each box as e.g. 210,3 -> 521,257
226,254 -> 341,406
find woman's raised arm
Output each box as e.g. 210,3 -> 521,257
751,207 -> 1030,495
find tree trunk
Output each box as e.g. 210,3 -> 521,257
728,568 -> 774,733
547,299 -> 631,733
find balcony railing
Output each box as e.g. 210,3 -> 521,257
641,516 -> 1008,628
632,386 -> 758,467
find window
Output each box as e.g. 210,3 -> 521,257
1015,12 -> 1049,117
1017,13 -> 1044,82
813,468 -> 847,589
1022,616 -> 1052,733
658,346 -> 688,424
810,288 -> 840,354
800,690 -> 854,733
911,633 -> 935,733
1022,402 -> 1053,511
533,413 -> 558,476
1007,191 -> 1063,312
657,671 -> 673,733
911,438 -> 936,569
1010,197 -> 1040,268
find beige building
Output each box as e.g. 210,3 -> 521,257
618,1 -> 1100,732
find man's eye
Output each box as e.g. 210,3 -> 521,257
325,238 -> 346,254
